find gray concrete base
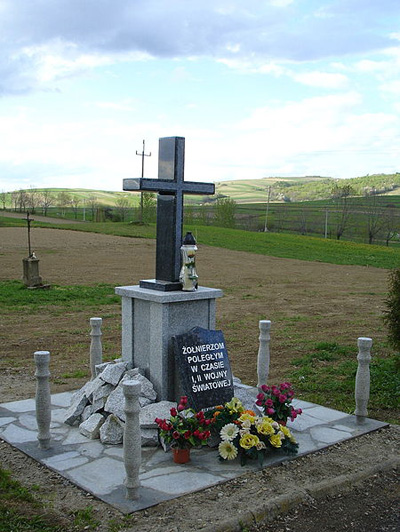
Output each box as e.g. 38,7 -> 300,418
0,391 -> 388,514
115,285 -> 223,401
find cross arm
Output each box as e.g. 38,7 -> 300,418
123,178 -> 215,196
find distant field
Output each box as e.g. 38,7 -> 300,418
2,215 -> 399,269
3,173 -> 400,247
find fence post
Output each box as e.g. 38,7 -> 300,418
123,379 -> 141,500
90,317 -> 102,379
257,320 -> 271,389
34,351 -> 51,450
355,337 -> 372,418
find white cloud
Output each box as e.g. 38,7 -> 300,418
94,100 -> 136,112
0,0 -> 396,95
292,71 -> 348,89
380,80 -> 400,95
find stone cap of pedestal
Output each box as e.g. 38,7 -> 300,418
115,285 -> 223,302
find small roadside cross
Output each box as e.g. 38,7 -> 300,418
123,137 -> 215,291
25,211 -> 34,257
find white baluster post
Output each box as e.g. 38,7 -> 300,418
34,350 -> 51,450
257,320 -> 271,389
355,337 -> 372,419
90,317 -> 102,379
123,379 -> 141,500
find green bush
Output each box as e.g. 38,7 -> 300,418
383,269 -> 400,351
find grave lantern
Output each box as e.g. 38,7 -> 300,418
179,231 -> 198,291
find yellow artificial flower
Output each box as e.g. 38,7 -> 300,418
261,416 -> 274,424
218,440 -> 238,460
239,413 -> 256,424
269,433 -> 283,448
225,397 -> 244,414
256,421 -> 274,436
239,433 -> 260,450
280,425 -> 297,444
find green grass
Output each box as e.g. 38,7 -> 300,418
0,465 -> 128,531
0,280 -> 120,311
0,468 -> 62,532
71,506 -> 100,530
0,468 -> 37,503
187,225 -> 400,269
289,342 -> 400,422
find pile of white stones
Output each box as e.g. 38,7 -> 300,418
63,360 -> 175,446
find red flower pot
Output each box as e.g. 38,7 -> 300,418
172,447 -> 191,464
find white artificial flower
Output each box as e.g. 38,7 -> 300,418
220,423 -> 239,441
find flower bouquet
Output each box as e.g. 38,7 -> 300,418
255,382 -> 302,425
155,396 -> 213,454
217,411 -> 299,466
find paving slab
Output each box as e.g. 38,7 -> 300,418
0,391 -> 387,514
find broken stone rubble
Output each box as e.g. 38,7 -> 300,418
63,360 -> 168,446
63,361 -> 258,447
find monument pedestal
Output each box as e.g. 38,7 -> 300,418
22,257 -> 42,287
115,285 -> 223,401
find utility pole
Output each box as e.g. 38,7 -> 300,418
264,186 -> 271,232
136,140 -> 151,223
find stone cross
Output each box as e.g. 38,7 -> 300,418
123,137 -> 215,291
25,211 -> 34,257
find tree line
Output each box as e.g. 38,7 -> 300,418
2,186 -> 399,247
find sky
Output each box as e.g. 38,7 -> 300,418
0,0 -> 399,192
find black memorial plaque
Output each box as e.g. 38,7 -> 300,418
173,327 -> 234,410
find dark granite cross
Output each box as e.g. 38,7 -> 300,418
123,137 -> 215,291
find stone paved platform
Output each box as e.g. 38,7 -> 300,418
0,392 -> 387,514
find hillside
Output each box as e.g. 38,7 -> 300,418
3,173 -> 400,207
211,173 -> 400,204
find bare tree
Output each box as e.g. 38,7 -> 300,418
331,184 -> 354,240
0,190 -> 7,210
365,192 -> 384,245
70,196 -> 81,219
13,189 -> 28,212
87,195 -> 99,221
297,208 -> 308,235
39,190 -> 54,216
56,191 -> 72,216
115,196 -> 130,222
26,187 -> 40,214
382,204 -> 399,247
